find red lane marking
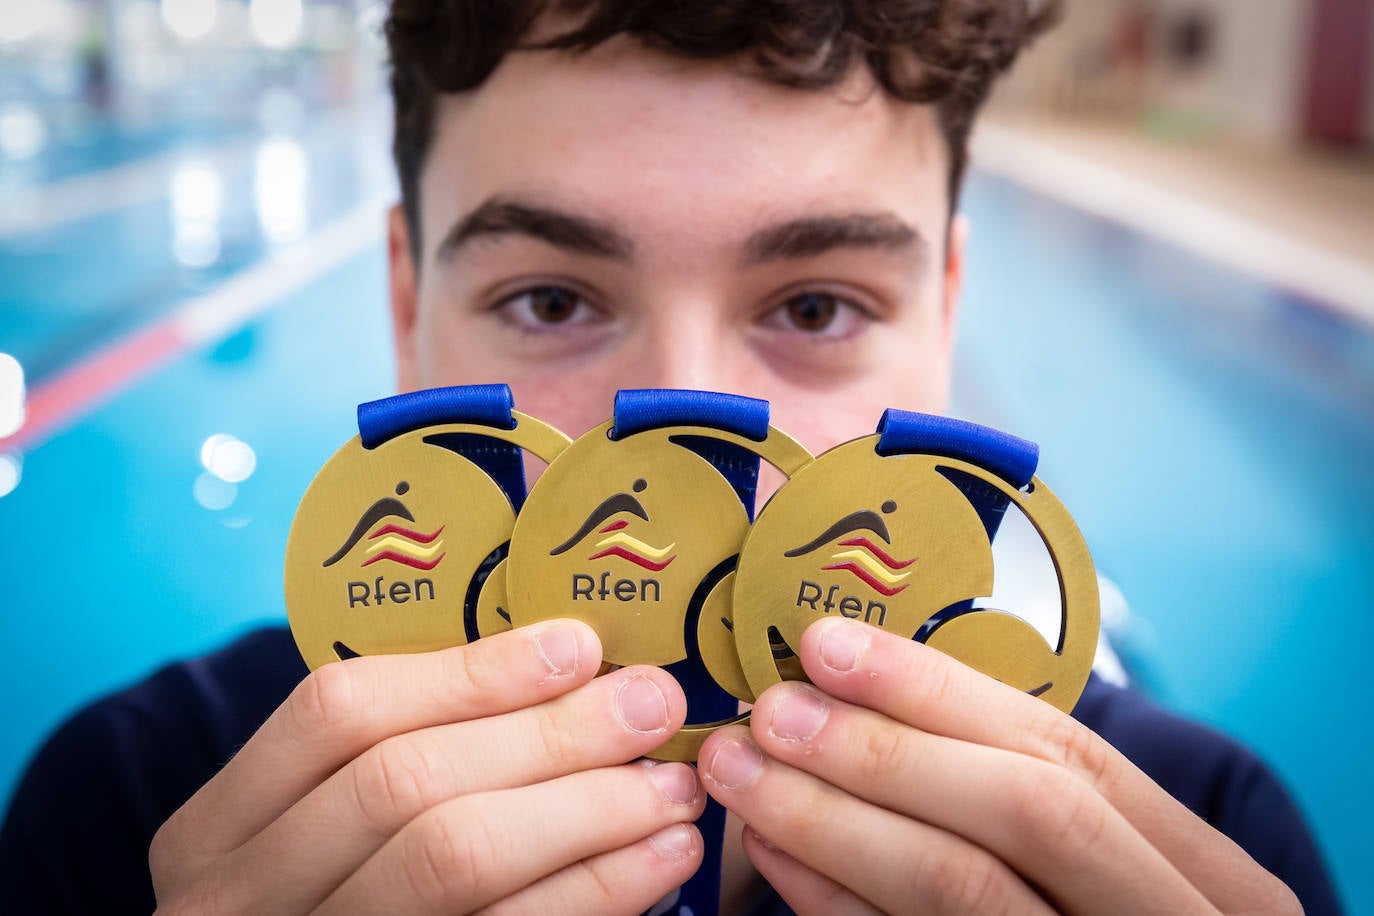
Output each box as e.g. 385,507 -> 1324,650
820,562 -> 909,597
599,520 -> 629,533
837,537 -> 918,570
361,551 -> 446,571
4,320 -> 188,452
587,546 -> 675,572
369,523 -> 445,544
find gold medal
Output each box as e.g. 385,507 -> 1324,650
505,418 -> 811,759
729,435 -> 1099,713
285,411 -> 569,670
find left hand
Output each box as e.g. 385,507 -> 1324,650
698,616 -> 1301,915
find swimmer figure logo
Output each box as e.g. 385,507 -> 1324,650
553,478 -> 677,602
787,499 -> 915,626
323,481 -> 445,613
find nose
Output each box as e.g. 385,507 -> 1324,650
627,297 -> 736,394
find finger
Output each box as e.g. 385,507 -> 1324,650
800,617 -> 1282,910
747,681 -> 1210,915
700,727 -> 1056,916
156,621 -> 601,865
741,828 -> 880,916
314,762 -> 707,915
475,823 -> 703,916
225,667 -> 690,911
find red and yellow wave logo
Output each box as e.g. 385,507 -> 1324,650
784,506 -> 917,597
362,523 -> 446,571
549,483 -> 677,572
820,536 -> 915,597
586,519 -> 677,572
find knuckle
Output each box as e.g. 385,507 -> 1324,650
910,655 -> 960,713
353,736 -> 444,827
441,642 -> 499,697
289,663 -> 362,737
571,856 -> 622,907
1016,763 -> 1108,857
922,847 -> 1009,916
149,809 -> 214,894
530,702 -> 581,768
1036,711 -> 1119,789
857,722 -> 912,783
1256,876 -> 1304,916
403,801 -> 500,907
148,818 -> 183,885
155,868 -> 246,916
779,793 -> 829,849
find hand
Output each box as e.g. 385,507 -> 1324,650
150,621 -> 705,915
699,616 -> 1301,915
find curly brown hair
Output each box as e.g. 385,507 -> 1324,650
385,0 -> 1060,259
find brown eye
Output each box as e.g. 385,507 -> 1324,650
528,286 -> 580,323
785,293 -> 839,332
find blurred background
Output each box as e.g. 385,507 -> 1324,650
1,0 -> 1371,910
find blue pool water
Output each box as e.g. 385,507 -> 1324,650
1,111 -> 1370,909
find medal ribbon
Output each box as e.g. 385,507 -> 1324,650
876,408 -> 1039,540
876,408 -> 1041,632
615,388 -> 767,916
357,384 -> 528,509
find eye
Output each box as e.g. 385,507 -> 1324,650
786,293 -> 838,331
493,284 -> 601,331
761,291 -> 870,339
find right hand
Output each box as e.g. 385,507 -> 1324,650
149,620 -> 705,914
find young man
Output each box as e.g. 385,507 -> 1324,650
0,1 -> 1342,913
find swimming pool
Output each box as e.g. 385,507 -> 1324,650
2,108 -> 1370,910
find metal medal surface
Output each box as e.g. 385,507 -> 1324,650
730,435 -> 1100,713
506,420 -> 811,759
285,412 -> 570,671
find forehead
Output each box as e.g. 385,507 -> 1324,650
421,39 -> 949,249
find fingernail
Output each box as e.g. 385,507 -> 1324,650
616,676 -> 668,734
648,823 -> 695,859
819,619 -> 868,673
647,762 -> 700,806
751,830 -> 777,850
532,624 -> 580,678
706,736 -> 763,789
769,685 -> 828,742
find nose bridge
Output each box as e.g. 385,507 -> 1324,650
631,289 -> 729,393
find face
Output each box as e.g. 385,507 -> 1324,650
388,36 -> 966,472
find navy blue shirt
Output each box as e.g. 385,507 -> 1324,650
0,627 -> 1343,914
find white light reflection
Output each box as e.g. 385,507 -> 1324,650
0,353 -> 25,439
200,433 -> 257,483
160,0 -> 217,40
0,453 -> 20,498
249,0 -> 303,49
193,472 -> 237,510
170,160 -> 223,268
255,137 -> 307,245
0,0 -> 53,44
0,105 -> 47,161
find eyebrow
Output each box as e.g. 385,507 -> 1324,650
436,197 -> 634,262
435,197 -> 923,266
741,213 -> 923,264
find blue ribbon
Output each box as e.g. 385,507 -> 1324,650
357,384 -> 527,511
613,389 -> 769,441
876,408 -> 1038,488
615,389 -> 767,916
615,389 -> 768,520
876,409 -> 1041,638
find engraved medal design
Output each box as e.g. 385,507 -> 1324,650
285,412 -> 570,671
506,419 -> 811,759
729,436 -> 1100,713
